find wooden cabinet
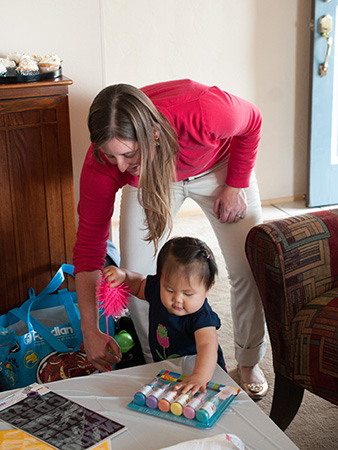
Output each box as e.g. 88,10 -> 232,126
0,77 -> 76,315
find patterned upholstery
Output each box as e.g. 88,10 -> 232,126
245,209 -> 338,427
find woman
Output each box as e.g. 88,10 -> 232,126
73,79 -> 268,399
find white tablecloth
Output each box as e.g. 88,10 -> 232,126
0,356 -> 298,450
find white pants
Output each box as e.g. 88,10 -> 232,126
119,158 -> 266,366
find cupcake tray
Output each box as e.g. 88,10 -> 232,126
0,67 -> 62,84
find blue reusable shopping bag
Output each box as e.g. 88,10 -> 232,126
0,264 -> 114,390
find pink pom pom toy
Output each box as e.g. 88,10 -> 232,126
96,273 -> 131,343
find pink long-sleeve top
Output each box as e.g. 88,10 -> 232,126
73,79 -> 262,273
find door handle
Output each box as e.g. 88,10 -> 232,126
318,14 -> 333,77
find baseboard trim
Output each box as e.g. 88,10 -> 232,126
260,194 -> 305,206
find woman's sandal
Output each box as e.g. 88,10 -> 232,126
237,365 -> 268,400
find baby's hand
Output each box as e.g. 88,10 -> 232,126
174,374 -> 209,396
102,266 -> 126,287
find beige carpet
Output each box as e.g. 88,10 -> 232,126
169,212 -> 338,450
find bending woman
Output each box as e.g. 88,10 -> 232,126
73,79 -> 268,399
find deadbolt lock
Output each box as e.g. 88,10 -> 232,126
319,14 -> 332,35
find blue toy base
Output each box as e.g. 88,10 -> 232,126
127,370 -> 240,429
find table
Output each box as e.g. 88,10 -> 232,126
0,356 -> 298,450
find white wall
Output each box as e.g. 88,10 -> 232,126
1,0 -> 311,214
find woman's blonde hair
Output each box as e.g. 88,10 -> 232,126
88,84 -> 179,253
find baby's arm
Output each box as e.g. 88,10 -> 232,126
102,266 -> 146,300
174,327 -> 219,396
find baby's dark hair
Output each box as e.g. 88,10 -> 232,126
156,236 -> 218,289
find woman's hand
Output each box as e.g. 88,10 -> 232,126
213,185 -> 247,223
83,328 -> 122,372
75,270 -> 122,372
102,266 -> 126,287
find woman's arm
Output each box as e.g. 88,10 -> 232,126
73,148 -> 135,371
75,271 -> 122,372
174,327 -> 219,395
201,88 -> 262,224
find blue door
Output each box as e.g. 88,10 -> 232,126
308,0 -> 338,206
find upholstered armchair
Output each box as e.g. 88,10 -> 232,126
245,209 -> 338,430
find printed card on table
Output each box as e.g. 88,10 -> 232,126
0,383 -> 126,450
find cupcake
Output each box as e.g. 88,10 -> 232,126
30,54 -> 41,63
7,51 -> 22,64
16,57 -> 39,75
0,57 -> 16,69
39,54 -> 62,73
0,61 -> 6,75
